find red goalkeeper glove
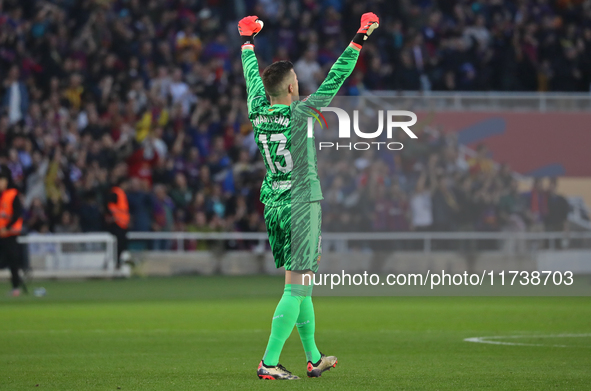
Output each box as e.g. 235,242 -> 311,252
351,12 -> 379,49
238,15 -> 264,47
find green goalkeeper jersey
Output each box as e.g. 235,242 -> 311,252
241,47 -> 360,206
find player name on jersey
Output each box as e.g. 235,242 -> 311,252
253,114 -> 290,127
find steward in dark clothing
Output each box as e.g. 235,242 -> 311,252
104,178 -> 130,268
0,165 -> 25,295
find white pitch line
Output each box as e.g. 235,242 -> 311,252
464,334 -> 591,347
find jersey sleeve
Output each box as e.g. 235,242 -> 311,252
303,46 -> 360,109
241,48 -> 269,114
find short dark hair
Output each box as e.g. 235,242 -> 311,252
262,61 -> 294,97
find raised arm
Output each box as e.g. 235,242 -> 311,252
304,13 -> 379,109
312,46 -> 360,100
238,16 -> 268,114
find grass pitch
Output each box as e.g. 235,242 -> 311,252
1,276 -> 590,390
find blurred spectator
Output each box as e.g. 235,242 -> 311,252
152,184 -> 174,250
79,193 -> 102,233
545,178 -> 570,232
432,176 -> 459,231
127,178 -> 152,233
54,211 -> 80,234
499,179 -> 527,253
170,172 -> 193,210
294,49 -> 322,94
410,172 -> 433,231
523,178 -> 548,231
388,184 -> 410,232
2,66 -> 29,125
395,51 -> 421,90
499,179 -> 527,232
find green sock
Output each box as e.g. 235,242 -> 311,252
262,284 -> 305,366
296,292 -> 321,363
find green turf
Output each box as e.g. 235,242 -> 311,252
1,276 -> 590,390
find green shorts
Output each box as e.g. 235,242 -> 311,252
264,202 -> 322,273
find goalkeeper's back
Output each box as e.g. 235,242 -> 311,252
238,14 -> 379,206
241,46 -> 361,207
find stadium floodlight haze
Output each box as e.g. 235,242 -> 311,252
1,1 -> 590,390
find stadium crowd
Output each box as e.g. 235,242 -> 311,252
0,0 -> 581,249
317,129 -> 570,235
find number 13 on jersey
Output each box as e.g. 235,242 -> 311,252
259,133 -> 293,174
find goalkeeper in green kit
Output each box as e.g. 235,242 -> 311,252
238,12 -> 379,380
